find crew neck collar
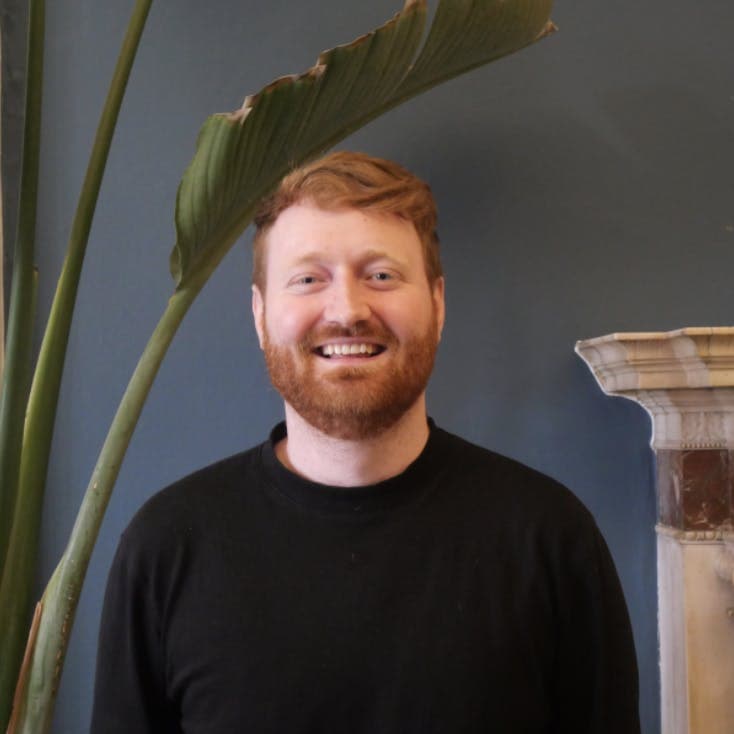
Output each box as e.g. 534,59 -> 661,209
259,419 -> 446,517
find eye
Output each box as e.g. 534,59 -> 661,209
287,273 -> 326,292
367,269 -> 400,288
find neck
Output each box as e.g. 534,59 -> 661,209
275,398 -> 431,487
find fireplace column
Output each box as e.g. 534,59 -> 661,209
575,327 -> 734,734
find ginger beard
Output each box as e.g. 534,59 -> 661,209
262,309 -> 440,441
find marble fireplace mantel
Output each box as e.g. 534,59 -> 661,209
576,326 -> 734,734
576,326 -> 734,450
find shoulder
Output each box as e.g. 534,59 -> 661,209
432,426 -> 590,520
428,426 -> 606,563
430,426 -> 622,587
116,441 -> 266,561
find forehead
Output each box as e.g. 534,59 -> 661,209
264,202 -> 422,265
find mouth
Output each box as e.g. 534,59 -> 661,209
314,342 -> 386,359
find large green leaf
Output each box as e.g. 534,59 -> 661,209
171,0 -> 555,289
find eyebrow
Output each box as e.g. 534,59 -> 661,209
287,248 -> 408,269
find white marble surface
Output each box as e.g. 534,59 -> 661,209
576,328 -> 734,449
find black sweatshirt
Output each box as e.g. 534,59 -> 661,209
91,422 -> 640,733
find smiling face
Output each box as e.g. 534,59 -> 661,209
252,201 -> 445,440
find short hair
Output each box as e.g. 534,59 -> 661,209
252,151 -> 442,291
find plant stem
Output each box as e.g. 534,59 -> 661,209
16,0 -> 155,584
0,1 -> 153,728
5,602 -> 42,734
9,169 -> 250,729
0,0 -> 45,725
0,270 -> 38,731
9,281 -> 197,734
0,0 -> 44,588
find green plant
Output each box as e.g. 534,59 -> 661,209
0,1 -> 555,731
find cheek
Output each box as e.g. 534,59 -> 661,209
383,297 -> 435,338
265,301 -> 320,343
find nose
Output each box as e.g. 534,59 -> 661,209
323,274 -> 371,327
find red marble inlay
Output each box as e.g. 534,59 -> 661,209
657,451 -> 681,528
656,450 -> 733,530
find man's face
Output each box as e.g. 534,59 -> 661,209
252,202 -> 445,440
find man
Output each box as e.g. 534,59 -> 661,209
91,151 -> 640,733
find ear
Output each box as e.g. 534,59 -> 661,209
251,284 -> 265,349
432,276 -> 445,341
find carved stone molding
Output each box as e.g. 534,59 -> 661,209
657,525 -> 731,543
575,327 -> 734,391
576,327 -> 734,450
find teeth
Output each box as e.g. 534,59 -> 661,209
321,343 -> 378,357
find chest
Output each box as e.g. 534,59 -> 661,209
161,516 -> 556,733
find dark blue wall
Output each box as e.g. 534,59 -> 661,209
22,1 -> 734,731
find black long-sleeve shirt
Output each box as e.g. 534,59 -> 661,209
91,421 -> 640,733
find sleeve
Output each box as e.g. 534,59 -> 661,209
89,529 -> 179,734
550,515 -> 641,734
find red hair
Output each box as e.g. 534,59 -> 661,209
252,151 -> 441,290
